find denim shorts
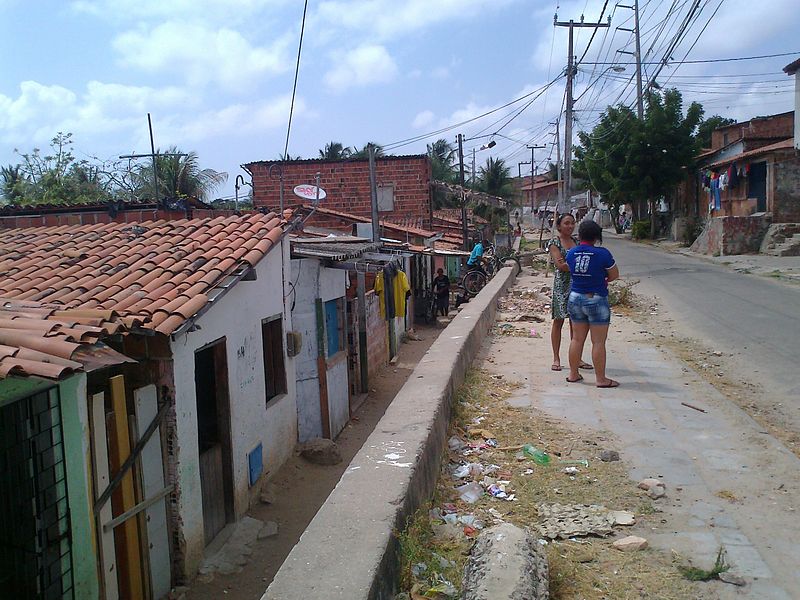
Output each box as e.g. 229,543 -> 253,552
567,291 -> 611,325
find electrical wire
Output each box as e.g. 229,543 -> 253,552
283,0 -> 309,160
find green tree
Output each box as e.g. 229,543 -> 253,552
0,164 -> 24,203
351,142 -> 385,159
318,141 -> 352,160
134,147 -> 227,202
475,157 -> 515,229
573,88 -> 703,235
12,132 -> 112,205
427,138 -> 457,183
695,115 -> 736,148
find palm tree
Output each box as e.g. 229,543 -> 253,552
318,142 -> 352,160
351,142 -> 385,159
427,139 -> 457,183
478,157 -> 515,199
135,147 -> 227,202
0,164 -> 24,203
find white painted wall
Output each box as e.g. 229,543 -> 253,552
170,239 -> 297,575
290,258 -> 347,442
795,75 -> 800,150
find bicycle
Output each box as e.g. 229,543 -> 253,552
460,262 -> 488,295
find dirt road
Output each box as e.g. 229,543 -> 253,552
483,268 -> 800,599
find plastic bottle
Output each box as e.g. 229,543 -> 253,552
522,444 -> 551,465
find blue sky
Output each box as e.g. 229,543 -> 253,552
1,0 -> 798,200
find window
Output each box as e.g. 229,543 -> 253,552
324,298 -> 345,357
262,316 -> 287,403
722,132 -> 728,146
377,184 -> 395,212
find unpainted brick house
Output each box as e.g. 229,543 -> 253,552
243,154 -> 434,230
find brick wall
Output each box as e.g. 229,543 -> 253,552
773,158 -> 800,223
247,156 -> 433,229
711,112 -> 793,150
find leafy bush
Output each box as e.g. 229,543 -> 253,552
682,216 -> 704,246
631,220 -> 651,240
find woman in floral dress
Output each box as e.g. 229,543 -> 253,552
546,214 -> 592,371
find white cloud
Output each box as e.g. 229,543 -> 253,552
176,94 -> 305,141
315,0 -> 517,42
113,21 -> 291,88
431,67 -> 449,80
71,0 -> 291,23
412,110 -> 435,129
0,80 -> 193,146
324,45 -> 398,93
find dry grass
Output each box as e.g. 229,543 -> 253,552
397,369 -> 708,599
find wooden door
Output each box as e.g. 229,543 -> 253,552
194,339 -> 233,545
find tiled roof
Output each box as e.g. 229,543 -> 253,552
705,138 -> 794,169
433,209 -> 490,225
0,299 -> 135,380
299,204 -> 436,238
0,213 -> 287,337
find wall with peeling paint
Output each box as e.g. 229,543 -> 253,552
170,239 -> 297,576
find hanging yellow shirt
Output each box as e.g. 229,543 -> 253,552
374,271 -> 386,318
394,270 -> 411,316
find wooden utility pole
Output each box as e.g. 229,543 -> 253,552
555,14 -> 610,205
527,144 -> 546,213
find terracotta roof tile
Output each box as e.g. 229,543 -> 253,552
0,213 -> 289,351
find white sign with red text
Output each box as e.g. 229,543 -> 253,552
293,184 -> 327,201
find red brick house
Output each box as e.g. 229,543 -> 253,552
243,155 -> 434,229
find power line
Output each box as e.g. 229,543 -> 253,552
283,0 -> 309,160
581,50 -> 800,65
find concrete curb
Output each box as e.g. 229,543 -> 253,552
263,265 -> 518,600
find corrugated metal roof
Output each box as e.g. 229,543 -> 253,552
291,241 -> 380,260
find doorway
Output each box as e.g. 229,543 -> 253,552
194,339 -> 234,545
749,161 -> 767,212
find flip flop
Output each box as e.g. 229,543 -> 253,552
596,379 -> 620,388
565,375 -> 584,383
551,364 -> 563,371
579,362 -> 594,370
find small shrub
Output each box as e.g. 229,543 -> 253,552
682,216 -> 704,246
631,220 -> 651,240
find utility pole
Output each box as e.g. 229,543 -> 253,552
458,133 -> 468,250
617,2 -> 644,119
618,0 -> 650,233
555,14 -> 610,205
517,161 -> 530,179
368,144 -> 380,242
527,144 -> 546,213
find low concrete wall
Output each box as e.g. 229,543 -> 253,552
690,215 -> 771,256
263,265 -> 518,600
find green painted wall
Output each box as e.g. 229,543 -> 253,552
59,374 -> 100,600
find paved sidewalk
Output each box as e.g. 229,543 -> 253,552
481,273 -> 800,599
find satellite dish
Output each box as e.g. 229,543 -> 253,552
293,184 -> 327,201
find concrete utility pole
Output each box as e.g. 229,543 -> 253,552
551,120 -> 563,210
458,133 -> 468,250
555,14 -> 610,204
617,1 -> 644,119
368,144 -> 380,242
527,144 -> 546,213
517,161 -> 530,178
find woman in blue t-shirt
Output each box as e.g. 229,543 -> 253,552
564,220 -> 621,388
